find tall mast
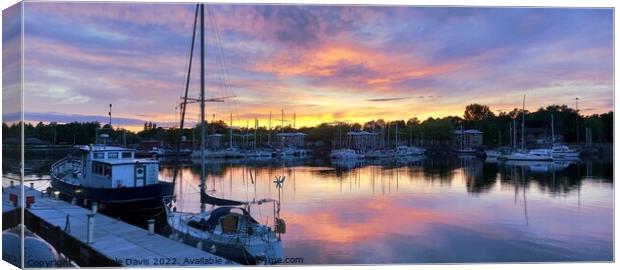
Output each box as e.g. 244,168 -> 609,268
395,123 -> 399,147
268,111 -> 272,146
521,94 -> 526,151
199,4 -> 206,213
551,112 -> 555,144
281,109 -> 284,131
514,118 -> 517,149
229,113 -> 233,149
108,104 -> 112,128
254,118 -> 258,150
409,124 -> 413,146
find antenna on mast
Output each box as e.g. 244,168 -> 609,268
108,104 -> 112,128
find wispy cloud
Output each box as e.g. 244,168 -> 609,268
16,3 -> 613,128
367,97 -> 409,102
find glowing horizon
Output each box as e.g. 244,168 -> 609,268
3,3 -> 613,132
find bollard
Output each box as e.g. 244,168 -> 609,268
147,219 -> 155,235
30,182 -> 34,189
91,202 -> 98,214
71,197 -> 77,205
87,213 -> 95,244
196,241 -> 203,250
64,214 -> 71,233
53,191 -> 60,200
10,180 -> 14,187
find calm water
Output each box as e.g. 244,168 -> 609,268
7,155 -> 613,264
159,156 -> 614,264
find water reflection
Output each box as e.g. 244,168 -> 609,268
159,156 -> 612,264
5,155 -> 612,264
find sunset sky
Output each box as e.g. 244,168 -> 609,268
3,3 -> 614,131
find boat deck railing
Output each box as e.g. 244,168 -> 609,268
50,155 -> 82,181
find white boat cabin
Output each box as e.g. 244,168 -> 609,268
73,145 -> 159,188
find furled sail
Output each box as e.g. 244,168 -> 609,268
200,189 -> 244,206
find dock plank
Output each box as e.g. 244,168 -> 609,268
2,185 -> 236,267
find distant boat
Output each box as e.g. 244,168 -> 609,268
274,147 -> 309,157
394,145 -> 425,156
550,144 -> 580,158
500,150 -> 553,161
528,113 -> 580,159
329,148 -> 365,160
364,149 -> 391,159
498,95 -> 553,161
485,147 -> 512,158
485,150 -> 501,158
50,135 -> 173,213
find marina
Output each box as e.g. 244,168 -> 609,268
1,2 -> 614,268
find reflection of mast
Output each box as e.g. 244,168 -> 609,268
521,166 -> 529,227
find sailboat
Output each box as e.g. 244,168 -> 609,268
529,113 -> 580,159
330,124 -> 365,160
499,95 -> 553,161
164,4 -> 284,264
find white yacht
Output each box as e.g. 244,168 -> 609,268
499,150 -> 553,161
550,144 -> 580,158
329,148 -> 365,160
394,145 -> 426,156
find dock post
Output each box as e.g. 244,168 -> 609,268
196,241 -> 203,250
91,202 -> 98,214
53,191 -> 60,200
10,180 -> 14,187
71,197 -> 77,205
30,182 -> 34,189
87,213 -> 95,243
64,215 -> 71,233
147,219 -> 155,235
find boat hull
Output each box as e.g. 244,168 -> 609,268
50,177 -> 173,214
499,154 -> 553,161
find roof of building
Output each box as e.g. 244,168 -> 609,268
276,132 -> 307,136
454,129 -> 483,134
80,145 -> 137,152
94,158 -> 158,165
346,131 -> 378,136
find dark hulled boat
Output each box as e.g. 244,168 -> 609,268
50,139 -> 173,216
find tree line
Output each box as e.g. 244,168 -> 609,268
2,104 -> 613,147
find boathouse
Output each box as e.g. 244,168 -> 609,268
276,132 -> 306,148
453,129 -> 483,150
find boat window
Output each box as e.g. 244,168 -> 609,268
92,162 -> 112,179
108,152 -> 119,159
93,152 -> 105,159
122,152 -> 132,158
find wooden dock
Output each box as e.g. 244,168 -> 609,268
2,184 -> 237,267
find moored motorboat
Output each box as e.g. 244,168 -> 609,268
50,136 -> 173,214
